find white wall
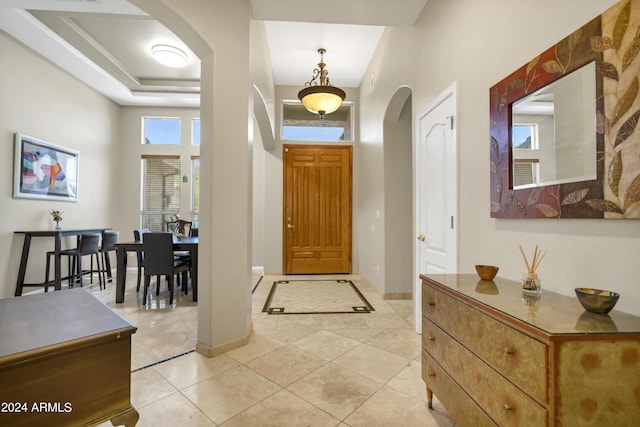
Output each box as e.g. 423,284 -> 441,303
0,30 -> 120,299
359,0 -> 640,315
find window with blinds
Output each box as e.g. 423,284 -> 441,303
513,161 -> 539,187
141,156 -> 181,231
191,157 -> 200,226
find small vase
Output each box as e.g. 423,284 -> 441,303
54,221 -> 62,230
521,272 -> 541,294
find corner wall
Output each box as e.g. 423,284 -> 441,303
0,30 -> 120,298
359,0 -> 640,314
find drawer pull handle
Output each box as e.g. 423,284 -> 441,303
503,404 -> 513,411
427,336 -> 435,341
427,301 -> 436,306
504,348 -> 514,355
427,372 -> 436,378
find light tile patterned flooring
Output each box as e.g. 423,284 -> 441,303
83,270 -> 457,426
262,279 -> 372,314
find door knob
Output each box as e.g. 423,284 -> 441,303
417,234 -> 425,241
287,224 -> 295,229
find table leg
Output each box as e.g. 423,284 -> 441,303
14,234 -> 32,296
115,246 -> 127,303
191,246 -> 198,302
427,385 -> 433,410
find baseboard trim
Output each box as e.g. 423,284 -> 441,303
195,323 -> 253,358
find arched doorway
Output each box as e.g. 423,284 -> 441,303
383,87 -> 413,298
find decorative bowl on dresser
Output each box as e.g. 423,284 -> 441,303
575,287 -> 620,315
421,274 -> 640,427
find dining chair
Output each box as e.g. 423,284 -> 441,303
141,232 -> 190,305
133,228 -> 149,292
98,231 -> 119,285
166,219 -> 192,236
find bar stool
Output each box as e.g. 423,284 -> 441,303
63,234 -> 102,288
98,231 -> 119,285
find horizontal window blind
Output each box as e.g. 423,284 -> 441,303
141,157 -> 181,231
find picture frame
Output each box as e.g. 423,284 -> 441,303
13,132 -> 79,202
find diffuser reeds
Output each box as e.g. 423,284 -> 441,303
518,244 -> 546,275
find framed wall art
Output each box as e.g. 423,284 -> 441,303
13,132 -> 79,202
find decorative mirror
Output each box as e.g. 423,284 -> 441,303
489,1 -> 640,218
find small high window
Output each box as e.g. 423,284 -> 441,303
192,118 -> 200,146
281,102 -> 352,141
143,117 -> 181,145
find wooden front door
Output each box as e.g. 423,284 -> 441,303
283,145 -> 352,274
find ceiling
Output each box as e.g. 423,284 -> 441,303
0,0 -> 428,107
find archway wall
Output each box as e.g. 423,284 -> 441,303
357,25 -> 416,297
130,0 -> 256,351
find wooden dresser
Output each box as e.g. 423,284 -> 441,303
0,288 -> 138,426
421,274 -> 640,427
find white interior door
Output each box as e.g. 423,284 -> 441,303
414,82 -> 459,333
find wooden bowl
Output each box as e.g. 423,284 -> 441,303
575,288 -> 620,315
475,265 -> 499,281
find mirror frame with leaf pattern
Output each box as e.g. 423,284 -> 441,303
490,1 -> 640,219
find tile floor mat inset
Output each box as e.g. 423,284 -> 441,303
262,279 -> 374,314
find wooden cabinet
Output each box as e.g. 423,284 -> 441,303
421,274 -> 640,427
0,289 -> 138,426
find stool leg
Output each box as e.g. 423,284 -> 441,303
44,253 -> 51,292
77,256 -> 83,287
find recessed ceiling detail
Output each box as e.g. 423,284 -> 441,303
0,0 -> 427,107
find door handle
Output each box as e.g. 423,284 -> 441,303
417,234 -> 425,241
287,224 -> 295,229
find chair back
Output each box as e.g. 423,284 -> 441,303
134,228 -> 149,242
78,234 -> 100,255
142,232 -> 175,275
101,231 -> 119,252
167,220 -> 192,236
189,227 -> 198,237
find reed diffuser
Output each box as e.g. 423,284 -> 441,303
518,245 -> 546,294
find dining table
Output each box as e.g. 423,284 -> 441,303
13,228 -> 112,296
114,235 -> 198,303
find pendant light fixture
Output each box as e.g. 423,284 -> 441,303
297,48 -> 346,120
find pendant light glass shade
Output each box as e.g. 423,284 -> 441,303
297,49 -> 345,119
298,85 -> 346,118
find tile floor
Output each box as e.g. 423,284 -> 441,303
82,270 -> 456,426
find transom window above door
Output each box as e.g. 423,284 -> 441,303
281,101 -> 352,142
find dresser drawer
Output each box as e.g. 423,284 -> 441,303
422,351 -> 497,427
423,318 -> 547,427
423,284 -> 548,402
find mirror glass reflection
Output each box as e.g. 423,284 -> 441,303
511,61 -> 597,189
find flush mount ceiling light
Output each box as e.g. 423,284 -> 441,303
297,48 -> 346,120
151,44 -> 188,68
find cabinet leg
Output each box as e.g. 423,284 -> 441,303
110,406 -> 139,427
426,386 -> 433,410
